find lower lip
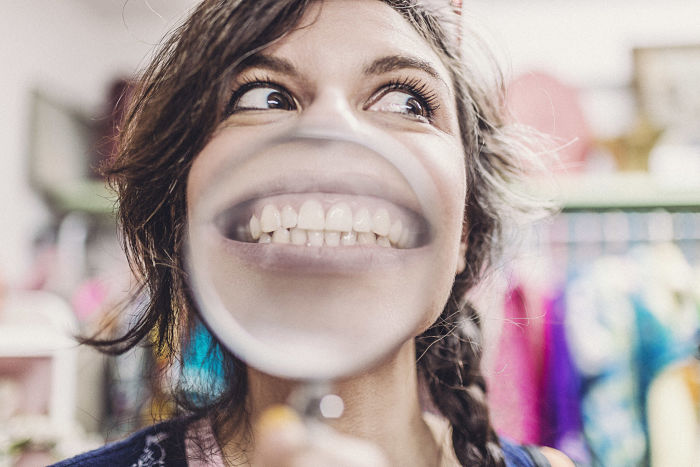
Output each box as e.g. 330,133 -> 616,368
216,236 -> 425,275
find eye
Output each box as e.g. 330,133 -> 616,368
366,77 -> 439,123
369,90 -> 428,120
228,84 -> 297,113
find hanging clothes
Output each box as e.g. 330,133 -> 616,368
541,289 -> 589,463
564,243 -> 700,466
489,286 -> 544,445
565,256 -> 647,466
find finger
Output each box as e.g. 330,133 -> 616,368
255,405 -> 389,467
306,428 -> 389,467
255,405 -> 307,467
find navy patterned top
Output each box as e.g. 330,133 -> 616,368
52,418 -> 555,466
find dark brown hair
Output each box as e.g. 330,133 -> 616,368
92,1 -> 539,465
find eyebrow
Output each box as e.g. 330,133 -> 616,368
239,54 -> 442,81
362,55 -> 442,80
237,54 -> 301,78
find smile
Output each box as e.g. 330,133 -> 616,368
215,193 -> 425,249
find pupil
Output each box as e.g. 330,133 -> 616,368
267,91 -> 289,110
406,97 -> 423,116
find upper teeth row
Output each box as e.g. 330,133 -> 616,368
248,200 -> 411,248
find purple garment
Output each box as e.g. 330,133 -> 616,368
543,289 -> 589,463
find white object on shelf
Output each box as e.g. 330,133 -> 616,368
0,290 -> 78,429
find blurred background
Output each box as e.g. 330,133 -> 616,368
0,0 -> 698,465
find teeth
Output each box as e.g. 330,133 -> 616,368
290,228 -> 307,245
377,236 -> 391,247
389,220 -> 403,244
281,205 -> 298,229
272,229 -> 290,244
298,200 -> 325,230
325,231 -> 340,247
307,230 -> 324,247
353,208 -> 372,233
325,202 -> 353,232
357,232 -> 376,245
248,202 -> 413,248
341,231 -> 357,246
249,215 -> 262,240
372,208 -> 391,237
260,205 -> 282,233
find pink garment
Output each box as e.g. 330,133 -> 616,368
488,286 -> 544,444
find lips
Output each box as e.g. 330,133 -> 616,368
190,173 -> 432,275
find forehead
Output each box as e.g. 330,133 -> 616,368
262,0 -> 451,81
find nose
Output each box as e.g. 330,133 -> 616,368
296,87 -> 362,135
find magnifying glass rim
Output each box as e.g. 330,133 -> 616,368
185,127 -> 441,381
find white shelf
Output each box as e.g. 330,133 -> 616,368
0,325 -> 76,358
0,291 -> 79,427
527,172 -> 700,211
45,180 -> 116,215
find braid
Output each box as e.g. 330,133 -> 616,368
417,299 -> 505,466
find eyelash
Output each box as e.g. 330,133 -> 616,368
225,74 -> 440,121
377,76 -> 441,120
225,74 -> 279,115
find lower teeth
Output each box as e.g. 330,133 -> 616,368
256,228 -> 399,248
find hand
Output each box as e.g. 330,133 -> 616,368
255,405 -> 388,467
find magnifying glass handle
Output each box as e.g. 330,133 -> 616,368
287,381 -> 344,423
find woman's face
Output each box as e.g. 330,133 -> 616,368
187,0 -> 467,378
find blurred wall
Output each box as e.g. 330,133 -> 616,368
0,1 -> 193,285
468,0 -> 700,137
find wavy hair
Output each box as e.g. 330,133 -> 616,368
90,1 -> 542,465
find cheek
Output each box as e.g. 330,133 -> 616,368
404,137 -> 467,334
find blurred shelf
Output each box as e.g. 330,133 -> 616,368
45,180 -> 116,215
0,324 -> 76,358
528,171 -> 700,212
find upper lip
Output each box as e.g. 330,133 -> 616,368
235,170 -> 422,212
198,169 -> 427,231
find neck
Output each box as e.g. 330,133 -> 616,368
226,340 -> 440,466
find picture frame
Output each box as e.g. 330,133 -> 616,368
633,44 -> 700,129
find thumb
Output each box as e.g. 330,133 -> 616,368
255,405 -> 389,467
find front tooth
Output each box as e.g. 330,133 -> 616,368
353,208 -> 372,233
389,219 -> 403,244
298,200 -> 325,230
290,228 -> 307,245
260,205 -> 281,232
372,208 -> 391,236
377,236 -> 391,247
259,233 -> 272,244
249,215 -> 262,240
357,232 -> 376,245
281,205 -> 298,229
307,230 -> 324,246
272,229 -> 290,244
326,203 -> 353,232
341,231 -> 357,246
325,231 -> 340,246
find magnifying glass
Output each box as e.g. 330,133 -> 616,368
186,125 -> 442,418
